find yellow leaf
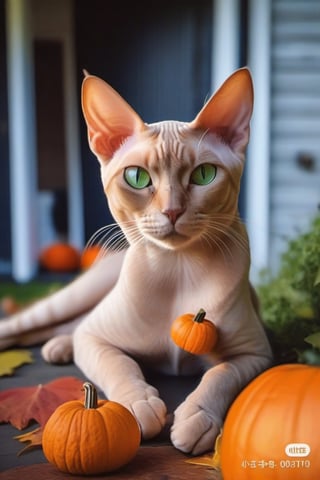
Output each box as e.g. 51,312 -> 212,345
14,427 -> 43,455
186,430 -> 222,470
295,305 -> 314,319
0,349 -> 34,376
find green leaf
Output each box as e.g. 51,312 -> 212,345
314,266 -> 320,286
0,349 -> 34,376
304,332 -> 320,349
298,348 -> 320,365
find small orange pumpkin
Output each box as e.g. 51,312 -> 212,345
170,308 -> 218,355
220,364 -> 320,480
42,382 -> 141,475
80,245 -> 103,269
39,242 -> 80,272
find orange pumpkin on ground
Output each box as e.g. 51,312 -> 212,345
39,242 -> 80,272
80,245 -> 103,269
170,309 -> 218,355
42,382 -> 141,475
220,363 -> 320,480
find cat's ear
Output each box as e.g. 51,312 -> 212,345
190,67 -> 253,153
81,75 -> 146,161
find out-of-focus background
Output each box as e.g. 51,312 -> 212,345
0,0 -> 319,283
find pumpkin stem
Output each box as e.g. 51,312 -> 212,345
83,382 -> 98,409
193,308 -> 206,323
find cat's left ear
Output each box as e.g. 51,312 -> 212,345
81,75 -> 146,162
190,67 -> 253,153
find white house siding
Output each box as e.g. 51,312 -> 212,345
269,0 -> 320,272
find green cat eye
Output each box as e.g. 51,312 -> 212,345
190,163 -> 217,185
124,166 -> 152,189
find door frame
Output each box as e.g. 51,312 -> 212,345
6,0 -> 84,281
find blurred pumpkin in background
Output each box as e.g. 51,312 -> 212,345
39,242 -> 80,272
80,245 -> 103,270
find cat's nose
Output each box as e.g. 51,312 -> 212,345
163,208 -> 185,225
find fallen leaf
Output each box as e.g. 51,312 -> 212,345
0,296 -> 22,315
14,427 -> 43,455
0,349 -> 34,376
186,430 -> 222,470
0,376 -> 85,429
314,266 -> 320,286
305,331 -> 320,349
295,305 -> 315,319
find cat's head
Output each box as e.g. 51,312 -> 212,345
81,68 -> 253,251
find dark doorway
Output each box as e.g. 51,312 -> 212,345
0,0 -> 11,272
75,0 -> 213,241
34,40 -> 68,241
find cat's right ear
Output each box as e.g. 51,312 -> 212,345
81,75 -> 145,162
190,68 -> 253,154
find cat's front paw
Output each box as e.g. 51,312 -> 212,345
41,335 -> 73,364
171,400 -> 221,455
131,395 -> 167,439
111,382 -> 167,439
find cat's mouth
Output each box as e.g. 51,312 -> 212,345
163,229 -> 186,240
149,224 -> 196,249
138,215 -> 200,249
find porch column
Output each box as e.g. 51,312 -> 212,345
63,2 -> 85,249
246,0 -> 271,281
211,0 -> 240,91
6,0 -> 38,281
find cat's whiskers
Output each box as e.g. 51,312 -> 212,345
139,214 -> 166,235
193,212 -> 249,265
199,229 -> 227,263
206,219 -> 249,261
84,221 -> 143,258
100,230 -> 125,253
215,215 -> 249,256
214,226 -> 248,257
212,223 -> 247,254
86,224 -> 122,248
120,224 -> 146,249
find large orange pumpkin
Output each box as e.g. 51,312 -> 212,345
42,382 -> 141,475
220,364 -> 320,480
39,242 -> 80,272
170,309 -> 218,355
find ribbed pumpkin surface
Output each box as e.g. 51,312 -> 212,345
42,396 -> 141,475
220,364 -> 320,480
171,310 -> 218,355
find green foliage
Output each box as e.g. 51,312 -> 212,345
258,214 -> 320,364
0,282 -> 62,304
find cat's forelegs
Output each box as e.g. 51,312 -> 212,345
73,330 -> 167,439
171,353 -> 272,455
0,251 -> 126,358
